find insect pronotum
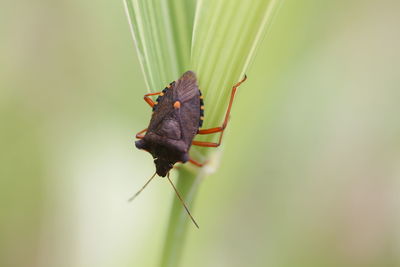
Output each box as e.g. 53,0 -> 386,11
131,71 -> 247,228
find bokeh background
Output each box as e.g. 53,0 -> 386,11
1,0 -> 399,266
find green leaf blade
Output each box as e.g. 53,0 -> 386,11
191,0 -> 282,148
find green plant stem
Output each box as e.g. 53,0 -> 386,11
160,167 -> 203,267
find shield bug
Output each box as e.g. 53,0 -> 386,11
131,70 -> 247,228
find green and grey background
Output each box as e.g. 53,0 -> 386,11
1,0 -> 399,266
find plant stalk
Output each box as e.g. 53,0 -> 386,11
160,167 -> 203,267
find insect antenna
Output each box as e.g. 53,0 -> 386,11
128,172 -> 157,202
166,172 -> 199,229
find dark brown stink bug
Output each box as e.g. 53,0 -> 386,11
131,70 -> 247,227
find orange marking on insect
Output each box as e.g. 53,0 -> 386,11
200,106 -> 205,110
173,101 -> 181,109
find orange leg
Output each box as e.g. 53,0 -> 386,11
193,75 -> 247,148
137,92 -> 160,139
136,128 -> 147,139
144,92 -> 162,107
189,158 -> 206,167
192,140 -> 219,147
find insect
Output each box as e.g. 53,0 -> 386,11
131,70 -> 247,228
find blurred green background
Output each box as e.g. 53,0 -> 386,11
1,0 -> 399,266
